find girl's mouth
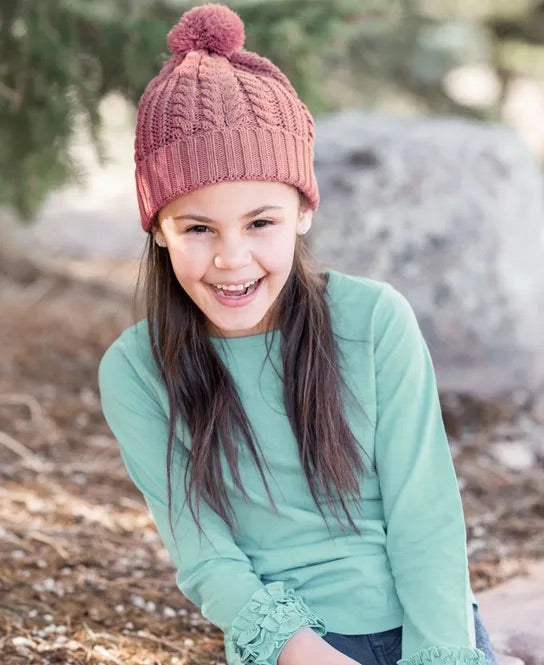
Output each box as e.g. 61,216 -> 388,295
208,277 -> 264,306
213,278 -> 261,297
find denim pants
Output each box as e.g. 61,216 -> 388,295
322,605 -> 498,665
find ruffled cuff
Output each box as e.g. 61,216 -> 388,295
224,581 -> 327,665
398,646 -> 490,665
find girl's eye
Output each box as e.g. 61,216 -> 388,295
251,219 -> 273,229
185,220 -> 273,233
186,225 -> 210,234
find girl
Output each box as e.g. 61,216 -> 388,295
98,5 -> 499,665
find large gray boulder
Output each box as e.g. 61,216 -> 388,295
312,110 -> 544,399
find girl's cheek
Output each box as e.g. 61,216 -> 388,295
169,239 -> 210,261
266,232 -> 297,263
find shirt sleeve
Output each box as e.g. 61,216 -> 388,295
98,337 -> 326,665
372,286 -> 489,665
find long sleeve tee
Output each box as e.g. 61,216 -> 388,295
98,270 -> 486,665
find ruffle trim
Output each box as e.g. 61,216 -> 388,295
224,581 -> 327,665
398,646 -> 490,665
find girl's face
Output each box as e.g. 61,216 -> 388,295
155,181 -> 313,338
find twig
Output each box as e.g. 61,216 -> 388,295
93,644 -> 126,665
59,457 -> 125,476
0,393 -> 43,423
0,524 -> 26,547
0,431 -> 51,472
27,531 -> 69,560
82,622 -> 97,640
135,629 -> 186,654
118,497 -> 147,511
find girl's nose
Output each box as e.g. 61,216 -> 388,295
213,239 -> 252,270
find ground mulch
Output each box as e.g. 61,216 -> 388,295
1,257 -> 542,665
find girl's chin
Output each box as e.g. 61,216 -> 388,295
206,308 -> 274,338
208,319 -> 267,338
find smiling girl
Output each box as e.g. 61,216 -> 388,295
98,5 -> 498,665
154,180 -> 312,338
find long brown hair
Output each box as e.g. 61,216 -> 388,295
143,228 -> 368,540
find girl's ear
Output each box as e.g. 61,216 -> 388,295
296,208 -> 313,236
153,228 -> 167,248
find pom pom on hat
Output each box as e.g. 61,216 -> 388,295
167,3 -> 245,56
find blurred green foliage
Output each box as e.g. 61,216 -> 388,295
1,0 -> 543,221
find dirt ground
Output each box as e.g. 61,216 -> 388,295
1,255 -> 543,665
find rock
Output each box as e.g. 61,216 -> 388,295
497,656 -> 525,665
489,441 -> 536,472
509,634 -> 544,665
531,392 -> 544,426
12,637 -> 36,648
312,111 -> 544,399
476,561 -> 544,665
493,632 -> 543,665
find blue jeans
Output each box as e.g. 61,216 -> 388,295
322,605 -> 498,665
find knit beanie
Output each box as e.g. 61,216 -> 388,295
134,3 -> 319,232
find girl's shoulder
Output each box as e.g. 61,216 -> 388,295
325,269 -> 413,339
98,320 -> 159,389
326,268 -> 388,299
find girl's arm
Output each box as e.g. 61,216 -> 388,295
372,285 -> 487,665
279,628 -> 361,665
98,333 -> 352,665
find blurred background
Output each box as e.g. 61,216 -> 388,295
2,0 -> 544,250
1,2 -> 543,664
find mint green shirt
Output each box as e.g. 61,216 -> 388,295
98,270 -> 485,665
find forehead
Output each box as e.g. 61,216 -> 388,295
160,180 -> 299,219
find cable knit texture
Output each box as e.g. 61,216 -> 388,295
134,3 -> 319,231
399,646 -> 490,665
224,581 -> 327,665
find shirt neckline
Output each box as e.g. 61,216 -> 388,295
208,270 -> 335,350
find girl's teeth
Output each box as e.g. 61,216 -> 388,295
213,278 -> 261,297
214,279 -> 258,292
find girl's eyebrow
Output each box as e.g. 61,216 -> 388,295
172,205 -> 284,223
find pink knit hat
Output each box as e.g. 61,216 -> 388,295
134,3 -> 319,232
